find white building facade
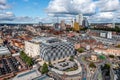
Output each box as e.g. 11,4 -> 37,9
25,41 -> 40,58
76,14 -> 83,26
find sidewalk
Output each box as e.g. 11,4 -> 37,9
65,76 -> 81,80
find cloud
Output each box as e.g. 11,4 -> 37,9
46,0 -> 120,23
88,12 -> 115,23
46,0 -> 120,15
0,0 -> 11,10
93,12 -> 114,19
0,11 -> 15,21
0,0 -> 6,5
0,4 -> 10,10
96,0 -> 120,12
48,13 -> 75,17
0,15 -> 43,23
46,0 -> 96,16
15,16 -> 33,22
1,0 -> 120,23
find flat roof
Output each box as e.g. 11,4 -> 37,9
30,37 -> 69,45
13,69 -> 41,80
0,46 -> 10,55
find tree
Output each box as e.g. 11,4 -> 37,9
116,44 -> 120,48
92,26 -> 120,32
99,55 -> 106,60
89,62 -> 96,68
48,61 -> 53,67
66,27 -> 73,32
41,62 -> 49,74
27,57 -> 34,66
104,64 -> 110,69
20,51 -> 34,67
81,27 -> 88,31
69,56 -> 74,61
77,48 -> 84,53
109,55 -> 114,58
115,26 -> 120,32
20,51 -> 27,61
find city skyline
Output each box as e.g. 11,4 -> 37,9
0,0 -> 120,80
0,0 -> 120,23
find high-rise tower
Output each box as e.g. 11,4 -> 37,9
60,20 -> 66,30
76,14 -> 83,26
82,17 -> 89,28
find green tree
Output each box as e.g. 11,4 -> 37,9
99,55 -> 106,60
48,61 -> 52,67
89,62 -> 96,68
69,56 -> 74,61
109,55 -> 114,58
92,26 -> 120,32
77,48 -> 84,53
27,57 -> 34,66
104,64 -> 110,69
66,27 -> 73,32
41,62 -> 49,74
20,51 -> 34,67
116,44 -> 120,48
115,26 -> 120,32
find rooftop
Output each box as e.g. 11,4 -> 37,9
0,46 -> 10,55
33,75 -> 54,80
90,30 -> 112,33
30,37 -> 69,45
13,69 -> 41,80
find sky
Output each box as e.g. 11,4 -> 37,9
0,0 -> 120,23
